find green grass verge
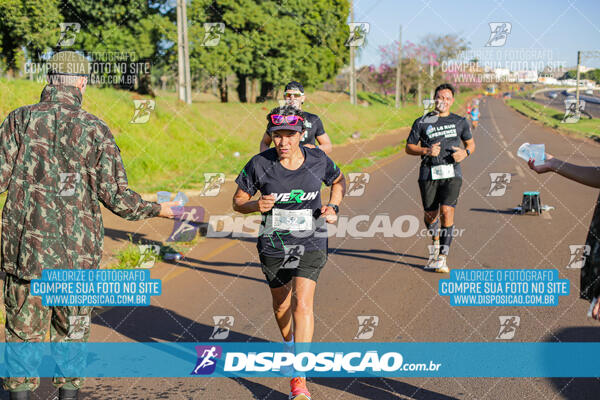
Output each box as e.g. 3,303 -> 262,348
0,79 -> 473,193
110,239 -> 153,269
357,91 -> 395,106
109,233 -> 203,269
340,141 -> 405,174
506,98 -> 600,139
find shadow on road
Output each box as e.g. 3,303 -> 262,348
92,304 -> 268,343
469,207 -> 518,215
232,376 -> 461,400
313,377 -> 460,400
543,326 -> 600,400
103,227 -> 162,245
329,248 -> 429,270
170,257 -> 265,284
91,305 -> 290,398
103,226 -> 265,283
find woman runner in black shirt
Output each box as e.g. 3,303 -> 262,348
233,106 -> 345,400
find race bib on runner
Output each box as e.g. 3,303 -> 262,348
272,208 -> 313,231
431,164 -> 455,180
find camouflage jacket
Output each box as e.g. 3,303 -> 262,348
0,85 -> 161,280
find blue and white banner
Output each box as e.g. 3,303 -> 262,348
439,269 -> 569,306
30,269 -> 161,306
1,342 -> 598,378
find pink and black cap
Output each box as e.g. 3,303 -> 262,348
266,105 -> 305,134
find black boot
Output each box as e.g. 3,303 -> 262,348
9,391 -> 31,400
59,388 -> 79,400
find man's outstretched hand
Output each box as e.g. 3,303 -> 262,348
159,201 -> 182,218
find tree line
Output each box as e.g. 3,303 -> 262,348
0,0 -> 350,102
0,1 -> 472,103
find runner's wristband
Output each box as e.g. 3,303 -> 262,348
327,204 -> 339,214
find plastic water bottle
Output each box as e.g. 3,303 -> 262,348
516,143 -> 530,161
157,191 -> 172,204
517,143 -> 545,166
173,191 -> 188,207
529,144 -> 545,166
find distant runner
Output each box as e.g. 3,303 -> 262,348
470,105 -> 480,129
405,83 -> 475,273
235,105 -> 345,399
260,81 -> 332,154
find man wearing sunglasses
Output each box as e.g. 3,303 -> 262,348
259,81 -> 333,154
405,83 -> 475,274
235,105 -> 345,400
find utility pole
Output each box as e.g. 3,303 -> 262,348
576,50 -> 581,110
395,25 -> 402,108
177,0 -> 192,104
429,53 -> 434,99
417,63 -> 422,106
573,50 -> 600,119
349,0 -> 356,105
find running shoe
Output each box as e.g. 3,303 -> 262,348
434,255 -> 450,273
289,377 -> 311,400
425,239 -> 440,269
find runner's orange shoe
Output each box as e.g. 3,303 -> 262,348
289,377 -> 311,400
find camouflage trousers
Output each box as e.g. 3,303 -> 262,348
3,274 -> 92,392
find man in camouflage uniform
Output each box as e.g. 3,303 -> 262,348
0,51 -> 178,399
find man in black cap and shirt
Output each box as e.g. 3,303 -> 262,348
260,81 -> 332,154
405,83 -> 475,273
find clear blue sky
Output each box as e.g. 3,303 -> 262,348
353,0 -> 600,70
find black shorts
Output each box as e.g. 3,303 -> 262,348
259,250 -> 327,288
418,177 -> 463,212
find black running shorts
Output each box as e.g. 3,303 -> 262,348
259,250 -> 328,288
418,177 -> 463,212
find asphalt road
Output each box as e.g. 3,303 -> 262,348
11,97 -> 600,399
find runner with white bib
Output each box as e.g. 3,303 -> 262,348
233,105 -> 345,400
405,83 -> 475,273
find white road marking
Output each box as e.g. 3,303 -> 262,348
489,102 -> 523,172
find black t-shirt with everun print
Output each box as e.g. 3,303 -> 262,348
235,147 -> 340,257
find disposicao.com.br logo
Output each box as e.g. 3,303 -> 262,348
224,351 -> 441,374
191,345 -> 442,377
